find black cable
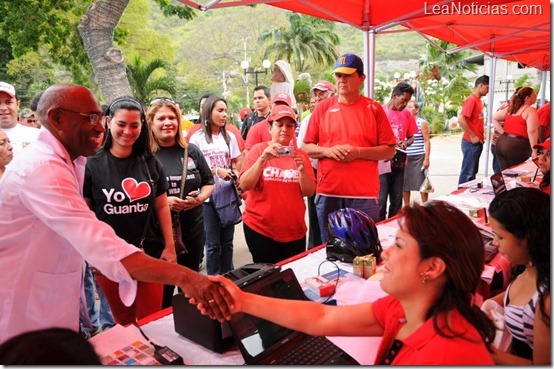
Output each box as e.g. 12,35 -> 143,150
134,320 -> 162,350
317,260 -> 341,304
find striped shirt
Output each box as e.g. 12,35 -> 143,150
406,117 -> 426,156
503,282 -> 543,348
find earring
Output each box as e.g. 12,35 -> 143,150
420,272 -> 429,284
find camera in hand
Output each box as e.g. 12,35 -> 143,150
277,146 -> 293,156
230,171 -> 238,181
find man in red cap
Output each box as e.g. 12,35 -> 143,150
0,82 -> 39,156
302,54 -> 396,242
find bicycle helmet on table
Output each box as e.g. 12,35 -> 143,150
326,208 -> 382,263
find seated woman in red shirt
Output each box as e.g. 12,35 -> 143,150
239,105 -> 315,263
492,86 -> 539,171
203,201 -> 495,365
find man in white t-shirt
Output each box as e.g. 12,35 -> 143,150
0,82 -> 39,156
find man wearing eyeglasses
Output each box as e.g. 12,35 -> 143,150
0,82 -> 39,156
0,83 -> 234,345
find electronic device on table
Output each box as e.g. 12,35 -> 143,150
227,267 -> 359,365
172,263 -> 281,353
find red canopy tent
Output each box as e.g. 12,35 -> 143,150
175,0 -> 508,95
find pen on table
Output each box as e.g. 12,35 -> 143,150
532,167 -> 539,182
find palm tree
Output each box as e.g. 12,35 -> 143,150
418,40 -> 478,132
126,56 -> 176,105
258,13 -> 340,73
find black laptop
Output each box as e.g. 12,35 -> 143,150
228,268 -> 360,365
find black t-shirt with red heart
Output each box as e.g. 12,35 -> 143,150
84,148 -> 168,251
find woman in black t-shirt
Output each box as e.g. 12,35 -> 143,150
83,97 -> 174,325
147,97 -> 215,308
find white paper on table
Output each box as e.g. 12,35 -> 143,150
334,279 -> 388,305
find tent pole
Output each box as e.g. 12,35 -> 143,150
484,56 -> 497,178
363,29 -> 375,98
539,69 -> 547,106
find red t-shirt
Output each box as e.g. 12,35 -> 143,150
537,102 -> 550,140
240,142 -> 315,242
303,95 -> 396,198
461,94 -> 485,142
372,296 -> 494,365
186,123 -> 245,151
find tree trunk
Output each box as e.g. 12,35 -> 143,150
78,0 -> 132,103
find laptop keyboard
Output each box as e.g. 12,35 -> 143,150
271,336 -> 341,365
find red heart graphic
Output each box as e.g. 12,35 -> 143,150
121,178 -> 151,202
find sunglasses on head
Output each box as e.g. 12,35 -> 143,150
149,97 -> 178,106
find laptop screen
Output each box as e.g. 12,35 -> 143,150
229,268 -> 306,360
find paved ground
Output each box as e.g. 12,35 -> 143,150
201,132 -> 492,274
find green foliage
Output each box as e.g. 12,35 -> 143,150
0,0 -> 92,84
126,56 -> 176,104
152,0 -> 195,20
258,13 -> 340,73
418,40 -> 476,132
514,73 -> 541,92
421,106 -> 445,135
6,50 -> 56,103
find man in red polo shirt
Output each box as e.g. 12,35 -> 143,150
457,75 -> 489,186
302,54 -> 396,242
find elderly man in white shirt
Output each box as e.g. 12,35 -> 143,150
0,83 -> 233,344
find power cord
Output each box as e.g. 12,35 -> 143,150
317,260 -> 341,304
134,320 -> 184,365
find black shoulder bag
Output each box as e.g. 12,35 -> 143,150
171,147 -> 188,255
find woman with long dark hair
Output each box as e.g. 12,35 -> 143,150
147,97 -> 214,308
203,201 -> 496,364
188,96 -> 241,275
84,97 -> 175,325
487,188 -> 550,364
492,86 -> 539,170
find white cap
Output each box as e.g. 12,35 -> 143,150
0,82 -> 16,98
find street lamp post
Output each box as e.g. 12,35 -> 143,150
241,59 -> 271,87
499,74 -> 515,101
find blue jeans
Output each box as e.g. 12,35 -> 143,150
315,195 -> 380,242
458,139 -> 483,186
83,264 -> 114,333
203,202 -> 235,275
378,169 -> 405,221
491,144 -> 501,174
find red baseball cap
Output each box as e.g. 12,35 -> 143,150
239,107 -> 252,120
272,93 -> 292,107
268,105 -> 297,124
533,138 -> 550,151
311,80 -> 335,93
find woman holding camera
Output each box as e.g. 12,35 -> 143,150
189,96 -> 241,275
239,105 -> 315,263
